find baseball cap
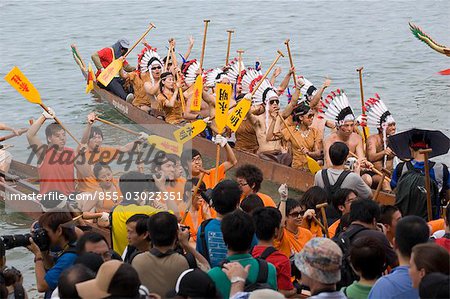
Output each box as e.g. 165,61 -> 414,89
167,268 -> 219,298
294,237 -> 342,284
76,260 -> 140,299
118,38 -> 130,49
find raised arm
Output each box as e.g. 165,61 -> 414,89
184,36 -> 194,60
270,67 -> 282,86
281,84 -> 302,119
309,77 -> 331,109
277,67 -> 294,95
277,184 -> 288,240
91,51 -> 102,71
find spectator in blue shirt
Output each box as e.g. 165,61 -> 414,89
27,211 -> 78,299
196,180 -> 242,267
368,216 -> 430,299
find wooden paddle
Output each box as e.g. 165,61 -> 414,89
95,117 -> 140,136
190,20 -> 210,112
373,168 -> 388,201
348,151 -> 391,183
356,67 -> 369,153
225,30 -> 234,65
97,23 -> 156,86
169,40 -> 186,112
181,171 -> 207,224
316,203 -> 329,238
284,39 -> 297,87
277,114 -> 321,174
0,128 -> 27,142
164,41 -> 174,72
227,50 -> 285,132
4,67 -> 81,146
419,148 -> 433,221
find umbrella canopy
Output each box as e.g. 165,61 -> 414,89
388,128 -> 450,160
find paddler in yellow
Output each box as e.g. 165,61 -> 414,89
76,112 -> 145,193
274,184 -> 313,258
267,101 -> 322,171
157,72 -> 185,125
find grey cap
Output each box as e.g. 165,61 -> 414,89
118,38 -> 130,49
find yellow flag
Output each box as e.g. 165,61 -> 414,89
227,99 -> 251,132
173,119 -> 207,144
85,63 -> 95,94
4,66 -> 42,104
97,59 -> 123,87
190,75 -> 203,111
147,135 -> 183,156
214,83 -> 231,133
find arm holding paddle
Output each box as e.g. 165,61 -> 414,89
281,80 -> 302,118
276,183 -> 289,241
162,84 -> 180,108
309,77 -> 331,109
184,36 -> 195,60
26,108 -> 56,151
270,67 -> 282,86
276,67 -> 295,95
213,135 -> 237,173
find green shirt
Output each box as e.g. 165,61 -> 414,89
341,281 -> 373,299
208,253 -> 278,298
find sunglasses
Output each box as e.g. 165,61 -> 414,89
289,210 -> 306,218
151,66 -> 162,70
269,99 -> 280,105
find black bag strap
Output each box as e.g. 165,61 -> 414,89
334,171 -> 352,190
199,218 -> 213,262
259,246 -> 277,260
255,258 -> 269,283
343,225 -> 369,241
321,169 -> 331,188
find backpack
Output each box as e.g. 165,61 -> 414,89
332,225 -> 368,289
149,248 -> 197,269
221,258 -> 273,292
321,169 -> 352,200
199,218 -> 214,262
395,161 -> 441,220
258,246 -> 277,260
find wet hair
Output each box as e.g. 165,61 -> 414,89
126,214 -> 150,240
329,142 -> 349,166
379,205 -> 400,226
332,188 -> 357,212
350,237 -> 386,280
349,199 -> 380,224
76,232 -> 109,255
240,194 -> 264,214
395,215 -> 429,257
221,210 -> 255,252
252,207 -> 282,241
58,264 -> 95,299
93,162 -> 111,179
147,212 -> 178,247
411,243 -> 450,276
88,126 -> 103,141
300,186 -> 327,210
39,211 -> 77,244
45,122 -> 64,141
211,180 -> 241,215
235,164 -> 264,192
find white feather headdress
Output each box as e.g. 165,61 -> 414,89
364,94 -> 395,128
181,60 -> 201,85
298,76 -> 317,102
138,46 -> 162,73
227,58 -> 246,84
318,89 -> 355,125
205,67 -> 229,88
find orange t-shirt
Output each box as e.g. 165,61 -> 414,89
77,146 -> 119,192
166,177 -> 186,205
328,219 -> 341,238
200,164 -> 226,189
240,192 -> 276,208
274,227 -> 313,258
301,220 -> 323,238
180,204 -> 214,242
428,218 -> 445,234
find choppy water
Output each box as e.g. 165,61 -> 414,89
0,0 -> 449,296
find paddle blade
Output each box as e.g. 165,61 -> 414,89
85,63 -> 95,94
214,83 -> 231,133
173,120 -> 207,144
190,75 -> 203,111
438,68 -> 450,75
306,156 -> 322,174
147,135 -> 183,156
227,99 -> 251,132
97,59 -> 123,86
4,66 -> 41,104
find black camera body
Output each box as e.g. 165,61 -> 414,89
0,227 -> 50,252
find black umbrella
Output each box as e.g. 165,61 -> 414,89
388,128 -> 450,160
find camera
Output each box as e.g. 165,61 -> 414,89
200,188 -> 213,205
344,157 -> 357,171
0,227 -> 50,251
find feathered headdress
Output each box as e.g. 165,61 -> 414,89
241,68 -> 278,105
364,94 -> 395,128
318,89 -> 355,126
298,76 -> 317,103
227,58 -> 246,84
205,67 -> 229,88
138,46 -> 162,73
181,59 -> 201,85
